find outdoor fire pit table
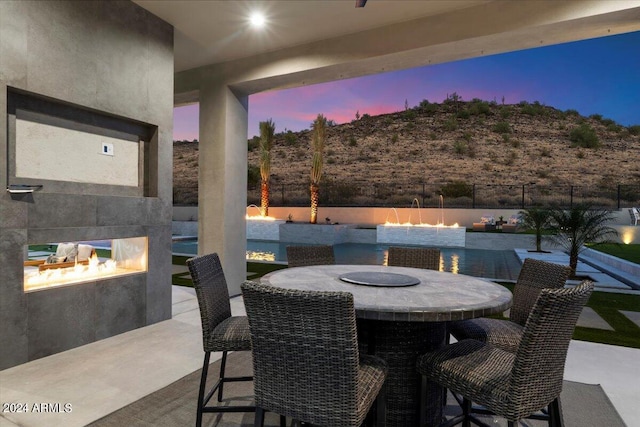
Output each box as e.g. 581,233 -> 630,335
261,264 -> 513,427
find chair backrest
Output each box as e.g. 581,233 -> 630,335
186,253 -> 232,349
286,245 -> 335,267
387,246 -> 440,270
510,258 -> 571,326
509,281 -> 593,419
241,280 -> 361,425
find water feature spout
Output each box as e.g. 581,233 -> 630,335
408,198 -> 424,225
385,207 -> 401,225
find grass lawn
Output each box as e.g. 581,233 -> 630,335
588,243 -> 640,264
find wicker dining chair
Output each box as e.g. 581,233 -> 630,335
387,246 -> 441,270
286,244 -> 335,267
417,280 -> 594,427
241,280 -> 388,427
186,253 -> 255,427
449,258 -> 571,353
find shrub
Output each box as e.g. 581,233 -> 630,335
429,132 -> 437,140
444,117 -> 458,131
419,99 -> 439,114
628,125 -> 640,135
540,147 -> 551,157
606,123 -> 622,133
284,131 -> 298,146
462,132 -> 473,142
453,140 -> 467,155
403,109 -> 417,120
564,108 -> 580,116
439,181 -> 473,198
504,150 -> 517,166
391,134 -> 399,143
348,137 -> 357,147
248,135 -> 260,151
499,107 -> 511,118
493,121 -> 511,134
469,100 -> 491,116
569,124 -> 600,148
456,109 -> 470,119
576,150 -> 585,159
589,114 -> 603,121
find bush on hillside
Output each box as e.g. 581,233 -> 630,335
493,121 -> 511,134
439,180 -> 473,198
569,124 -> 600,148
248,136 -> 260,151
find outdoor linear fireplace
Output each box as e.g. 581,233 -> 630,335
1,88 -> 173,369
23,237 -> 148,293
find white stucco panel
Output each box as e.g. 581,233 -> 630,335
15,119 -> 139,186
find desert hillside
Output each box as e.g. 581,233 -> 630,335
174,99 -> 639,205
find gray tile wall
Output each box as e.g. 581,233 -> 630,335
0,1 -> 174,369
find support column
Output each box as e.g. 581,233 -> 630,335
198,82 -> 248,296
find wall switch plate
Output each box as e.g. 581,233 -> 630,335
101,142 -> 114,156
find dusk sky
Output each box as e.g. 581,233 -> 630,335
173,31 -> 640,141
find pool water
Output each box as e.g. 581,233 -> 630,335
172,239 -> 522,281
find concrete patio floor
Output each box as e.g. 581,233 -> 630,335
1,284 -> 639,427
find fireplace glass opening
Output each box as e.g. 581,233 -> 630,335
23,237 -> 148,292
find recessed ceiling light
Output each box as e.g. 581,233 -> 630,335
249,11 -> 266,28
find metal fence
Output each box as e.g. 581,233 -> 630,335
173,182 -> 639,208
240,181 -> 640,210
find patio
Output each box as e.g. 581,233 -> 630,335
1,281 -> 638,427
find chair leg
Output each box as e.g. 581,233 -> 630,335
377,384 -> 386,427
254,407 -> 265,427
462,398 -> 471,427
196,351 -> 211,427
549,397 -> 564,427
280,415 -> 287,427
217,350 -> 228,402
197,350 -> 255,419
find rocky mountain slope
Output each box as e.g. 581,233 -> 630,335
174,99 -> 639,205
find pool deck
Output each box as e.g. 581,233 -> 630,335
1,284 -> 639,427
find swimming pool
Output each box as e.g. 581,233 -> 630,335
172,239 -> 522,281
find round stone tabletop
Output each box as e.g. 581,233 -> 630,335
261,264 -> 513,322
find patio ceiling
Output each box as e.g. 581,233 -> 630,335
135,0 -> 640,101
133,0 -> 489,73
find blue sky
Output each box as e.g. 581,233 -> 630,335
173,31 -> 640,140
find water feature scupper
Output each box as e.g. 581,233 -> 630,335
383,198 -> 459,228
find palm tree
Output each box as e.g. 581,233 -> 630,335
309,114 -> 327,224
548,204 -> 618,276
258,119 -> 275,217
519,207 -> 552,252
